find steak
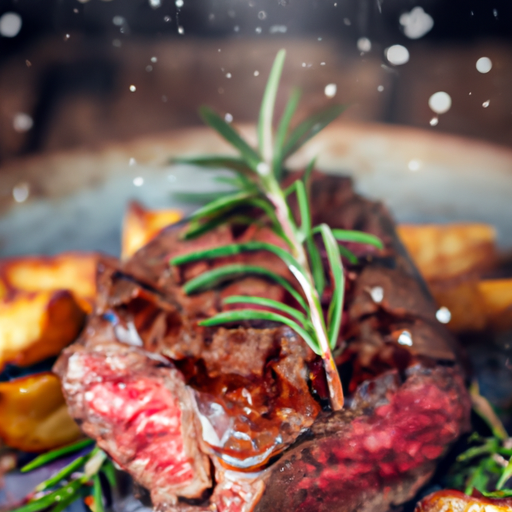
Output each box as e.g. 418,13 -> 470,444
55,174 -> 471,512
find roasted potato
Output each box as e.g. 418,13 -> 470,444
0,253 -> 98,312
415,489 -> 512,511
122,201 -> 183,259
0,290 -> 86,369
430,278 -> 512,333
398,223 -> 496,281
0,372 -> 81,452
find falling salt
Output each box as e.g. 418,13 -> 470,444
149,0 -> 162,8
0,12 -> 22,38
234,25 -> 240,32
377,85 -> 384,92
399,7 -> 434,39
428,91 -> 451,114
163,16 -> 171,22
112,39 -> 121,47
151,56 -> 158,63
224,113 -> 233,123
178,26 -> 184,34
324,83 -> 337,98
25,59 -> 31,67
133,177 -> 144,187
254,70 -> 259,76
386,45 -> 410,65
269,25 -> 287,33
218,88 -> 224,94
436,307 -> 451,324
257,162 -> 270,176
258,11 -> 267,19
320,62 -> 326,66
176,0 -> 184,7
129,85 -> 137,92
357,37 -> 372,52
146,65 -> 153,72
370,286 -> 384,303
129,158 -> 137,166
482,100 -> 490,108
408,159 -> 421,171
226,72 -> 232,78
12,182 -> 30,203
476,57 -> 492,73
430,116 -> 439,126
64,33 -> 70,41
113,16 -> 124,26
13,113 -> 33,132
343,18 -> 351,25
398,330 -> 413,346
255,27 -> 262,33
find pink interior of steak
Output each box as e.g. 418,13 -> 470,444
55,175 -> 468,512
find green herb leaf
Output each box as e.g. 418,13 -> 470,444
93,474 -> 105,512
306,234 -> 325,297
199,309 -> 320,354
273,88 -> 301,178
189,190 -> 257,222
171,241 -> 307,284
100,460 -> 117,488
21,439 -> 94,473
172,155 -> 253,176
11,477 -> 88,512
180,263 -> 307,311
49,488 -> 81,512
223,295 -> 311,327
36,454 -> 89,492
173,191 -> 229,205
259,49 -> 286,164
331,229 -> 384,249
282,104 -> 347,160
318,224 -> 345,349
337,243 -> 359,264
497,460 -> 512,490
199,106 -> 262,172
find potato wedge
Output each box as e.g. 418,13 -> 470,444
398,223 -> 496,281
122,201 -> 183,259
430,278 -> 512,333
0,290 -> 86,369
0,372 -> 81,452
0,253 -> 98,312
415,489 -> 512,512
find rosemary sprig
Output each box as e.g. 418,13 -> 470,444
170,49 -> 382,410
11,440 -> 112,512
446,383 -> 512,496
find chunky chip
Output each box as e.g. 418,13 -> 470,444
0,372 -> 82,452
415,489 -> 512,511
0,290 -> 86,369
0,253 -> 98,313
398,223 -> 496,281
121,201 -> 183,259
430,278 -> 512,333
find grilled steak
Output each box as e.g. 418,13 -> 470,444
55,174 -> 471,512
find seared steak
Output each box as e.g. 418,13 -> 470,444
55,174 -> 471,512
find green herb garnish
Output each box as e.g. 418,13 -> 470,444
170,49 -> 382,410
446,382 -> 512,496
11,440 -> 113,512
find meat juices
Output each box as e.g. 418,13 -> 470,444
55,175 -> 471,512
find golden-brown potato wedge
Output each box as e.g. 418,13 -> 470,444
430,278 -> 512,333
415,489 -> 512,511
122,201 -> 183,259
0,290 -> 86,369
0,372 -> 82,452
0,253 -> 98,312
398,223 -> 496,281
479,279 -> 512,331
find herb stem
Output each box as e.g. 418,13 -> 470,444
264,173 -> 344,410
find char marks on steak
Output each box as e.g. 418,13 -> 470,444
55,174 -> 471,512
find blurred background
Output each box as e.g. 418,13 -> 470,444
0,0 -> 511,164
